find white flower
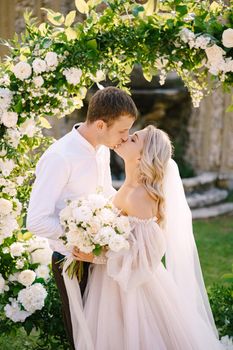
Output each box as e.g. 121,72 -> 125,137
223,58 -> 233,73
179,28 -> 195,44
63,67 -> 82,85
33,76 -> 44,87
72,205 -> 93,222
93,226 -> 116,245
220,335 -> 233,350
31,247 -> 52,265
19,118 -> 38,137
10,242 -> 25,257
115,216 -> 131,236
0,273 -> 6,294
0,87 -> 12,112
108,234 -> 130,252
18,283 -> 47,313
4,299 -> 31,322
32,58 -> 47,74
87,194 -> 108,211
18,270 -> 36,287
222,28 -> 233,48
5,128 -> 21,148
194,35 -> 211,50
15,259 -> 25,269
59,205 -> 73,224
35,265 -> 50,281
0,198 -> 13,215
90,70 -> 106,83
99,208 -> 116,224
45,51 -> 58,69
205,44 -> 225,66
0,158 -> 16,177
0,216 -> 18,243
1,111 -> 18,128
15,176 -> 25,186
27,236 -> 50,252
12,61 -> 32,80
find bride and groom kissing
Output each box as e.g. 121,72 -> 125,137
26,87 -> 224,350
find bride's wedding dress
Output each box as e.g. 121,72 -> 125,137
73,216 -> 223,350
63,160 -> 224,349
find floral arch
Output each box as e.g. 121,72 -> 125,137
0,0 -> 232,345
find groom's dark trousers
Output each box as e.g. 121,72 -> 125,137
52,252 -> 90,350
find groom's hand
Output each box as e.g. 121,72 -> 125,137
72,247 -> 94,263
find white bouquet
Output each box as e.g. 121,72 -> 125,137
59,193 -> 131,280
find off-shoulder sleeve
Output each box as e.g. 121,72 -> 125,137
106,219 -> 166,292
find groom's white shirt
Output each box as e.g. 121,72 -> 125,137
26,123 -> 115,255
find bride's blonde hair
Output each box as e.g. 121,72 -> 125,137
139,125 -> 173,225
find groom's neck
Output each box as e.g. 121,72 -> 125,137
77,122 -> 100,148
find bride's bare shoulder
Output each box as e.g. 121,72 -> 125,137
125,186 -> 155,218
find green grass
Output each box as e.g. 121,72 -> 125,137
0,215 -> 232,348
193,215 -> 233,287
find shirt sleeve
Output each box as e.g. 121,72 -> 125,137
26,152 -> 70,242
103,148 -> 117,198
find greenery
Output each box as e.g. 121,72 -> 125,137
193,215 -> 233,287
0,0 -> 232,347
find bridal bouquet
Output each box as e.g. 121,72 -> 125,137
59,193 -> 131,280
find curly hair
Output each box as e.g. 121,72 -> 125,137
139,125 -> 173,226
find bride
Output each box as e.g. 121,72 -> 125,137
64,125 -> 224,350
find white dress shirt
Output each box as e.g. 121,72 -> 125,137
26,123 -> 115,255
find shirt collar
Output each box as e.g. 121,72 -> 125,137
71,123 -> 101,154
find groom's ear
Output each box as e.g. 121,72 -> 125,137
96,120 -> 106,130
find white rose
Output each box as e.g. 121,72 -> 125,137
87,194 -> 108,211
35,265 -> 50,281
10,242 -> 25,257
4,300 -> 31,322
115,216 -> 131,236
93,226 -> 116,245
0,198 -> 13,215
194,35 -> 211,50
5,128 -> 21,148
0,158 -> 16,177
63,67 -> 82,85
108,234 -> 129,252
18,269 -> 36,287
45,52 -> 58,69
27,236 -> 50,252
0,217 -> 18,242
18,283 -> 47,313
222,28 -> 233,48
0,273 -> 6,294
31,247 -> 52,265
205,44 -> 225,65
12,61 -> 32,80
1,111 -> 18,128
16,176 -> 25,185
19,118 -> 38,137
179,28 -> 195,43
32,58 -> 47,74
72,205 -> 93,222
59,205 -> 73,223
0,87 -> 12,109
99,208 -> 116,224
33,76 -> 44,87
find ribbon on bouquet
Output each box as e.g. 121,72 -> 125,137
62,255 -> 95,350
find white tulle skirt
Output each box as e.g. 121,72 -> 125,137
73,261 -> 224,350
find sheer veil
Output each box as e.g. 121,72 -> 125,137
163,158 -> 219,338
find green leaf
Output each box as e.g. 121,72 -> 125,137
41,8 -> 65,26
65,27 -> 78,40
39,117 -> 52,129
87,39 -> 97,50
75,0 -> 89,15
176,5 -> 188,16
65,10 -> 76,27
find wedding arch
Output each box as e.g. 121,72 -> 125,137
0,0 -> 232,345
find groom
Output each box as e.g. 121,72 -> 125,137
26,86 -> 137,349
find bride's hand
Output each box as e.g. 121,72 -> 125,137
72,247 -> 94,263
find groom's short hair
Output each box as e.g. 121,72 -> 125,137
86,87 -> 138,126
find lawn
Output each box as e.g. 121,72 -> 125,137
193,215 -> 233,287
0,215 -> 232,349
